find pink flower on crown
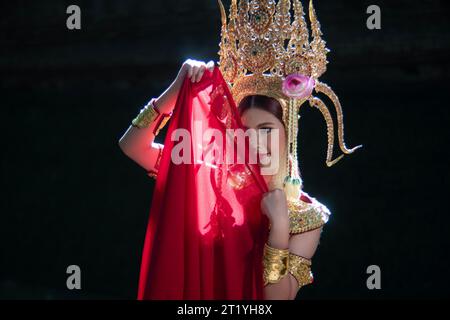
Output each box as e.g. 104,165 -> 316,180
282,73 -> 315,99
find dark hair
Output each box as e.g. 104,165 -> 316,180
238,95 -> 284,125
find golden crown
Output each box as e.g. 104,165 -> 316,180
217,0 -> 362,199
218,0 -> 328,105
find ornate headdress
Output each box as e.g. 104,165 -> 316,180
218,0 -> 362,201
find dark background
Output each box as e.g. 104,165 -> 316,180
1,0 -> 449,299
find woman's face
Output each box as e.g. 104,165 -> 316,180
240,107 -> 286,185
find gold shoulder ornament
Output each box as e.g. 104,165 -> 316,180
288,192 -> 330,235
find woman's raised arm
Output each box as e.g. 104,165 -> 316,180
118,59 -> 214,176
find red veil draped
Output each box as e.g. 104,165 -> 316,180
137,67 -> 270,300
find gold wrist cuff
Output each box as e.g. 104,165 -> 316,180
132,99 -> 160,129
263,243 -> 289,286
288,253 -> 313,288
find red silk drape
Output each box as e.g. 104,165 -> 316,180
137,67 -> 270,300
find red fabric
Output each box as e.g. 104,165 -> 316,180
137,67 -> 270,300
300,193 -> 312,203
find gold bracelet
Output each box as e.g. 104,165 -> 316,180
263,243 -> 289,286
288,253 -> 313,289
132,99 -> 160,129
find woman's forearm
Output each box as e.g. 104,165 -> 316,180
267,219 -> 289,250
153,76 -> 184,114
264,220 -> 291,300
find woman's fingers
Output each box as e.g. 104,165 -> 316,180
206,60 -> 215,72
196,65 -> 206,83
185,59 -> 215,83
190,64 -> 200,82
186,60 -> 194,79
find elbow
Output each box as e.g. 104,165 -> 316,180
118,138 -> 132,157
118,138 -> 126,152
118,138 -> 145,164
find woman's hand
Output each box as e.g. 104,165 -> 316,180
261,189 -> 290,229
148,59 -> 214,115
176,59 -> 215,84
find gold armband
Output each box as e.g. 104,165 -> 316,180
263,243 -> 289,286
288,253 -> 313,289
132,99 -> 160,129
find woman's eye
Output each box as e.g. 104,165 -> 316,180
259,128 -> 272,133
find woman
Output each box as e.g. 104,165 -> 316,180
120,0 -> 361,300
119,59 -> 324,299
